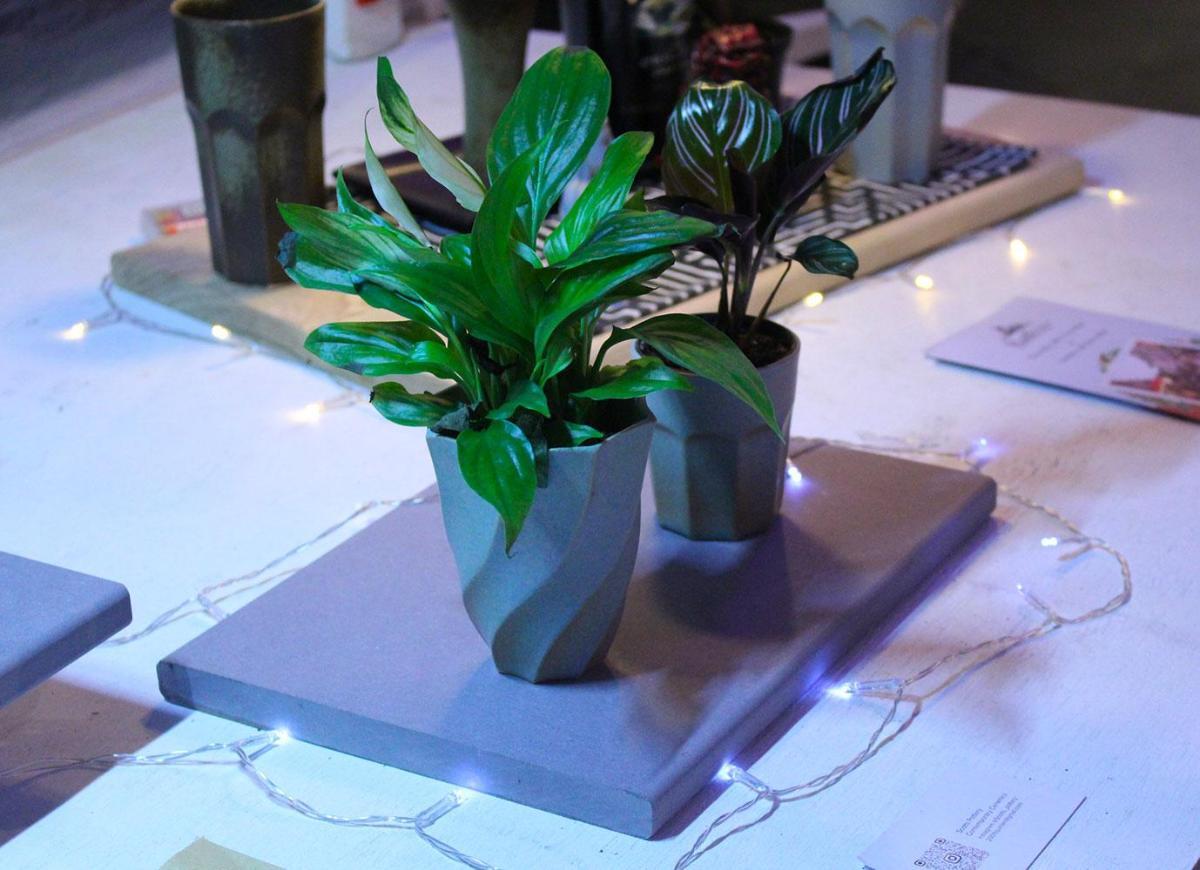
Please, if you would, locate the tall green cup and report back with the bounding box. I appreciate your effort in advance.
[172,0,326,285]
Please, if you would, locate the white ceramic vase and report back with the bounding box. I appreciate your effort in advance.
[825,0,958,184]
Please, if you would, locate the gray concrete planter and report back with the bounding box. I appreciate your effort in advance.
[642,319,799,541]
[426,410,654,683]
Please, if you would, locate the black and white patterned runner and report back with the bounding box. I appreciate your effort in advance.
[592,134,1036,329]
[411,134,1034,331]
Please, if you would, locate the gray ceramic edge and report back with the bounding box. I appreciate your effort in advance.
[157,658,655,835]
[0,582,131,707]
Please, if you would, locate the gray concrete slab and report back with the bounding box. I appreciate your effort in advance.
[1,553,131,707]
[158,440,996,837]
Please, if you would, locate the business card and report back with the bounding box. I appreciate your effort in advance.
[927,297,1200,422]
[858,773,1085,870]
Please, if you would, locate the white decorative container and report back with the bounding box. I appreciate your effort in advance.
[825,0,958,183]
[325,0,404,61]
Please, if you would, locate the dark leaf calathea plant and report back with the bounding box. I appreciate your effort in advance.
[277,47,779,551]
[657,49,897,356]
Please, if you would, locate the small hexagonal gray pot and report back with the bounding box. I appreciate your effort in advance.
[642,319,799,541]
[426,409,653,683]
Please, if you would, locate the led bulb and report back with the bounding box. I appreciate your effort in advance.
[801,291,824,308]
[826,682,855,700]
[1008,238,1029,264]
[288,402,325,425]
[60,321,89,341]
[1040,536,1059,548]
[211,323,232,341]
[913,274,934,290]
[274,728,292,745]
[1107,188,1126,205]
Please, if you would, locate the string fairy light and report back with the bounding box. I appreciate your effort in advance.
[801,291,825,308]
[285,390,366,425]
[105,494,436,645]
[674,436,1132,869]
[85,437,1132,870]
[880,178,1129,308]
[59,320,90,341]
[0,729,495,870]
[58,275,369,419]
[46,194,1137,864]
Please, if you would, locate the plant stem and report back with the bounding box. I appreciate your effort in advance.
[717,257,730,332]
[747,259,792,339]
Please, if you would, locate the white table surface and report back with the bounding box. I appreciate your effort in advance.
[2,19,1198,870]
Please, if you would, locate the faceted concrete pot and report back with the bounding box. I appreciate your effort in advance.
[643,319,799,541]
[426,411,654,683]
[825,0,958,183]
[172,0,326,285]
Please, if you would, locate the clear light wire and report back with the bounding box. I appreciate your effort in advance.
[675,437,1132,868]
[56,244,1134,866]
[69,275,369,398]
[0,730,496,870]
[105,494,436,645]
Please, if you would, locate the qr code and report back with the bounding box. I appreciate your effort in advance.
[913,837,988,869]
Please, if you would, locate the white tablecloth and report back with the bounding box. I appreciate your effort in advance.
[1,20,1197,870]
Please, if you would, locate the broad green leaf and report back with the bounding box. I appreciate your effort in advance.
[774,50,895,215]
[370,382,459,426]
[532,335,575,385]
[457,420,537,552]
[661,80,781,213]
[487,47,610,236]
[573,356,692,400]
[486,379,550,420]
[439,233,472,267]
[377,56,486,211]
[355,280,444,333]
[364,122,430,245]
[791,235,858,278]
[544,131,652,265]
[564,421,604,445]
[781,48,895,168]
[359,260,529,354]
[554,209,719,271]
[334,169,389,227]
[619,313,782,439]
[279,233,356,292]
[470,141,549,336]
[279,203,427,273]
[542,419,603,448]
[534,252,674,358]
[304,321,460,379]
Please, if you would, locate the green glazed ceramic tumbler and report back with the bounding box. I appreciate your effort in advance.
[172,0,326,285]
